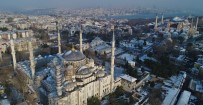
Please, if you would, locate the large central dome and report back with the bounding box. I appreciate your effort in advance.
[63,50,85,61]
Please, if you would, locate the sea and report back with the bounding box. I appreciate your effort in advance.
[101,12,203,20]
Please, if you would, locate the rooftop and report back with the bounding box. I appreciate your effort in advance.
[120,74,137,83]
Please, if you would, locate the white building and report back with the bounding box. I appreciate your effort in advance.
[90,37,111,55]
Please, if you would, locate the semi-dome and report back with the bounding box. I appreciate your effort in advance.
[64,82,77,92]
[77,68,92,75]
[96,70,105,78]
[63,50,85,61]
[75,67,93,79]
[67,65,74,70]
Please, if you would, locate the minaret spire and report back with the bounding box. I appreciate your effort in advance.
[10,39,17,71]
[191,18,194,28]
[154,14,158,30]
[28,40,35,79]
[79,25,83,53]
[196,17,199,31]
[110,25,115,92]
[56,21,62,54]
[161,13,164,24]
[0,49,2,62]
[53,58,62,96]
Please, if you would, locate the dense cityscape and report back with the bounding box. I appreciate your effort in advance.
[0,1,203,105]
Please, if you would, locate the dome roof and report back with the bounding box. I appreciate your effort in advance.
[63,50,85,61]
[96,70,105,78]
[67,65,74,70]
[64,82,77,92]
[172,17,183,22]
[77,68,92,75]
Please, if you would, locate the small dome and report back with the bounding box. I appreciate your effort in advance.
[77,68,92,75]
[64,82,76,92]
[96,70,105,78]
[67,65,74,70]
[63,50,85,61]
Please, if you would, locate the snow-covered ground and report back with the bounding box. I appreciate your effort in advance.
[118,53,135,66]
[139,54,157,62]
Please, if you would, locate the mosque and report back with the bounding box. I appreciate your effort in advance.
[11,24,120,105]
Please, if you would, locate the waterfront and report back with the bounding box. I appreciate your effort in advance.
[103,12,202,19]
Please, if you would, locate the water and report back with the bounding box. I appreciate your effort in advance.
[102,12,201,20]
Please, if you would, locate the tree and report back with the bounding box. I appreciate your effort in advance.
[177,36,185,44]
[0,27,8,31]
[115,86,125,97]
[7,17,13,23]
[136,57,142,64]
[143,40,147,46]
[103,51,107,59]
[144,54,179,78]
[147,52,153,57]
[109,86,126,105]
[102,61,105,66]
[148,89,162,105]
[124,62,137,78]
[87,96,100,105]
[41,44,49,48]
[198,69,203,80]
[95,51,98,56]
[150,81,155,87]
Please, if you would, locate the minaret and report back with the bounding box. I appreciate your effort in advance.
[110,25,115,92]
[10,39,17,71]
[28,40,35,79]
[56,65,62,96]
[56,21,62,54]
[79,25,83,53]
[195,17,199,31]
[53,58,62,96]
[0,50,2,62]
[191,18,194,28]
[154,14,158,29]
[161,14,164,24]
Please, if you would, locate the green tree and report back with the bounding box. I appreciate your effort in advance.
[115,86,125,97]
[143,40,147,46]
[7,17,13,23]
[124,62,137,78]
[0,27,8,31]
[109,86,125,105]
[87,96,100,105]
[144,54,179,78]
[148,89,162,105]
[198,70,203,80]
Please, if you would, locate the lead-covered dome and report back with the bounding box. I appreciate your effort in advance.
[77,68,92,75]
[63,50,85,61]
[96,70,105,78]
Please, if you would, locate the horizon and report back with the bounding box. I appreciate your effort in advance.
[0,0,202,13]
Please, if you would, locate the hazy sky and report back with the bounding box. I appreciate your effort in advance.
[0,0,202,11]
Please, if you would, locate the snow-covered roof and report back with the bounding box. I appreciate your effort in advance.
[172,17,184,22]
[162,87,179,105]
[120,74,137,83]
[118,53,134,63]
[177,90,191,105]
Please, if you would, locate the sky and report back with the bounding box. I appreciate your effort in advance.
[0,0,202,12]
